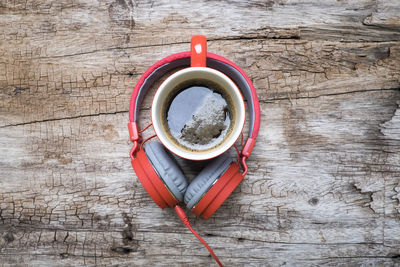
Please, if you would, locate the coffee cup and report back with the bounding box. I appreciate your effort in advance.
[151,35,245,160]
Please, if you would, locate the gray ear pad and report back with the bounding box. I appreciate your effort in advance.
[144,142,188,202]
[184,153,233,209]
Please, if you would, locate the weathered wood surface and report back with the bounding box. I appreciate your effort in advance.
[1,0,400,266]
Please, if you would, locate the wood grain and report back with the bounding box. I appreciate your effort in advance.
[1,0,400,266]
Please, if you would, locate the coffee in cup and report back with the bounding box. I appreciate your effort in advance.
[152,66,245,161]
[162,77,236,152]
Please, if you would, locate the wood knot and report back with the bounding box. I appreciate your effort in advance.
[3,232,14,243]
[111,246,136,254]
[13,86,29,95]
[108,0,135,30]
[308,197,319,206]
[388,253,400,259]
[60,253,69,259]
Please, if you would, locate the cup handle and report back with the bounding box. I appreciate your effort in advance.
[190,35,207,67]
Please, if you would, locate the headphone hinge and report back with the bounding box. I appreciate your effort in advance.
[127,122,142,143]
[241,137,256,158]
[129,141,138,160]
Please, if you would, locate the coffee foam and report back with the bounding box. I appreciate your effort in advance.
[172,93,230,150]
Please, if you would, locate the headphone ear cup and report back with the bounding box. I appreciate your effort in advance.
[184,153,233,211]
[131,147,178,209]
[144,142,188,202]
[192,162,244,219]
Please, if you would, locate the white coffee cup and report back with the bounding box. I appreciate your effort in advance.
[152,66,245,161]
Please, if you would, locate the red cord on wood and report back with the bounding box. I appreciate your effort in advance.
[139,123,153,133]
[241,157,248,176]
[233,144,240,163]
[174,206,223,267]
[140,134,157,150]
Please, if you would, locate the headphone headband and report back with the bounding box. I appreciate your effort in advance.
[128,51,260,140]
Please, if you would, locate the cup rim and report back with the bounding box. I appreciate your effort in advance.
[151,67,245,161]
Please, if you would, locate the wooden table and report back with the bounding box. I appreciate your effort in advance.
[1,0,399,266]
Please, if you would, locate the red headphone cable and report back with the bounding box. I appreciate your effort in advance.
[174,205,223,267]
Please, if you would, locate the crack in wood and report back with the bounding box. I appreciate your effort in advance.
[2,88,399,128]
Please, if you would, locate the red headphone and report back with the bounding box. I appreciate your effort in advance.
[127,36,260,266]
